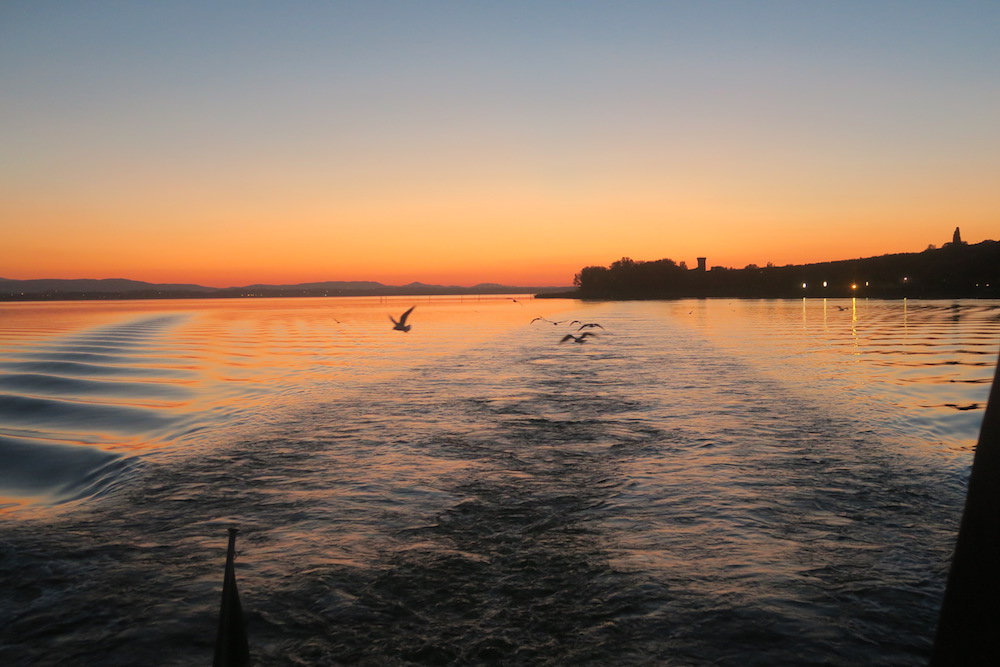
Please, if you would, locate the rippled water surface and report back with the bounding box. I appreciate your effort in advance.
[1,296,997,665]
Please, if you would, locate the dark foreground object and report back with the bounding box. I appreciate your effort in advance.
[931,348,1000,665]
[214,528,250,667]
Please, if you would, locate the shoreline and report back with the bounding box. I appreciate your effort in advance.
[536,290,1000,300]
[0,290,558,303]
[567,240,999,302]
[3,291,998,304]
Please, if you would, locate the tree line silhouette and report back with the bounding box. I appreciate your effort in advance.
[572,240,1000,299]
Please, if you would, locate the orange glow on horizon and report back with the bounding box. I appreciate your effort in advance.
[2,225,995,289]
[5,183,996,288]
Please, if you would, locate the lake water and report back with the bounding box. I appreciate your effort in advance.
[0,296,997,666]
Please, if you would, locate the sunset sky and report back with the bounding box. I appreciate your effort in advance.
[2,1,998,287]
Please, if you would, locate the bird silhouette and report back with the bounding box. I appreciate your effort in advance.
[577,323,604,331]
[531,317,567,326]
[560,332,596,344]
[390,306,415,332]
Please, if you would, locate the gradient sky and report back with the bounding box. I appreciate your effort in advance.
[2,1,998,287]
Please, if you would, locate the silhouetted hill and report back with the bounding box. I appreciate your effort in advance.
[0,278,216,295]
[558,240,1000,300]
[0,277,571,301]
[237,280,387,292]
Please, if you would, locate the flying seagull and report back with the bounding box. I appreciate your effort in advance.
[390,306,415,332]
[577,323,605,331]
[560,332,597,344]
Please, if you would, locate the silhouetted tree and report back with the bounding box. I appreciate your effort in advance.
[570,241,999,299]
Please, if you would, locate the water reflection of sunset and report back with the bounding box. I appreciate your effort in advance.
[0,296,575,506]
[3,296,994,513]
[1,295,997,664]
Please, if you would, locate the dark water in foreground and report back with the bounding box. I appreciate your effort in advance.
[0,297,997,665]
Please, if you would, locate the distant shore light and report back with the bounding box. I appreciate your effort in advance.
[801,282,807,289]
[851,283,858,290]
[822,281,828,288]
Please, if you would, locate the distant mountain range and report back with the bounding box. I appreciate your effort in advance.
[0,277,572,301]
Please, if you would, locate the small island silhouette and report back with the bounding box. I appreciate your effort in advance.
[548,229,999,300]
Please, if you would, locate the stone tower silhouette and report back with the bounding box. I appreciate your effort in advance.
[953,227,963,245]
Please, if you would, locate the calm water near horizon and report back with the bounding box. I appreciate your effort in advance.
[1,295,998,665]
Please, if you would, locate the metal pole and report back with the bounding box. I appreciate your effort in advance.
[213,527,250,667]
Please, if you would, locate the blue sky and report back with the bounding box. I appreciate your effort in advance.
[2,1,998,285]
